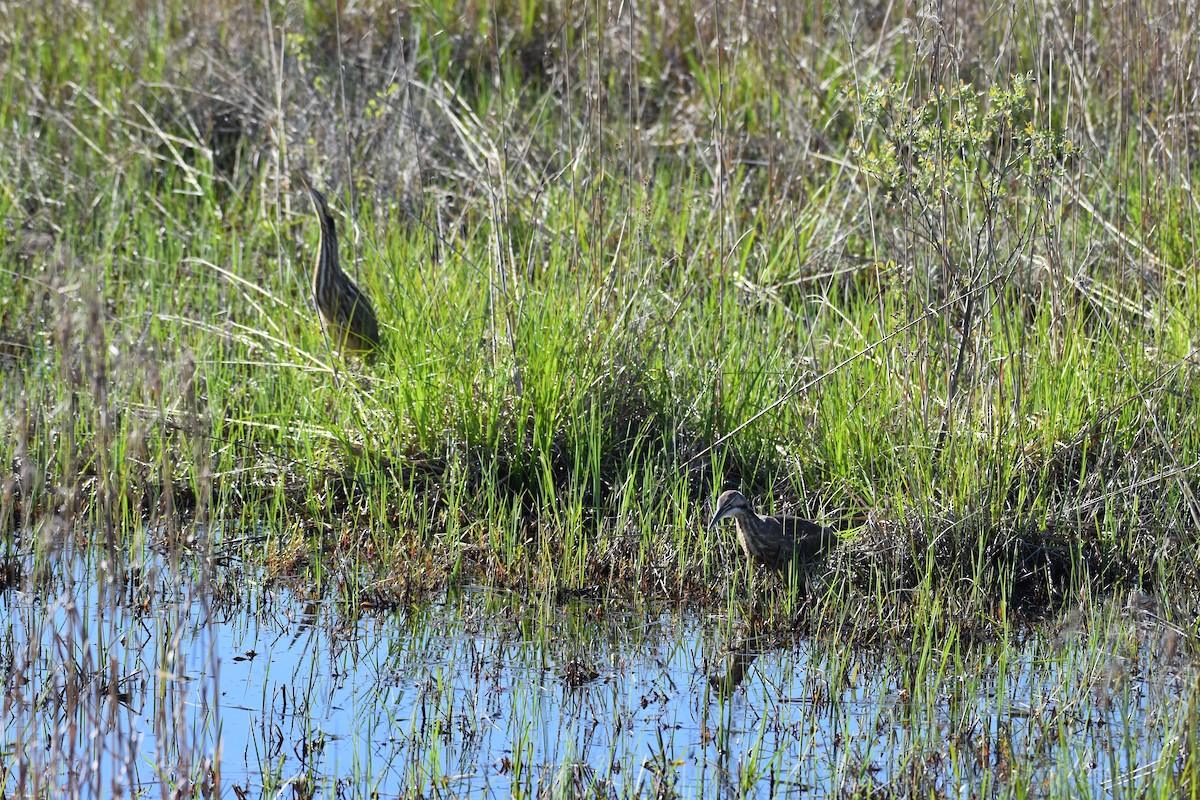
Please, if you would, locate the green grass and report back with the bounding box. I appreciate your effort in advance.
[3,0,1200,629]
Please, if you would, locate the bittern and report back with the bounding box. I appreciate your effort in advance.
[708,490,834,570]
[304,185,381,356]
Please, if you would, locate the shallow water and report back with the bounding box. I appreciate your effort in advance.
[1,548,1192,797]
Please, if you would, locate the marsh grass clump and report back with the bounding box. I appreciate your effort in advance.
[2,0,1200,632]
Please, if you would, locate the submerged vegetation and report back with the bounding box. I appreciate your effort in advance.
[3,0,1200,794]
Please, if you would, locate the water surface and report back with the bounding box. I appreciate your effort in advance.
[1,549,1190,797]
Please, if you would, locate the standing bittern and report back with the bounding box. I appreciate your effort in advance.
[708,490,834,570]
[304,185,381,356]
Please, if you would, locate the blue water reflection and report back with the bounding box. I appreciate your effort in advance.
[1,554,1190,798]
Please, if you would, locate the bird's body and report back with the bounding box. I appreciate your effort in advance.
[305,185,381,356]
[708,489,834,570]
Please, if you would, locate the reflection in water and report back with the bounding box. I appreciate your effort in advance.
[709,629,762,694]
[1,552,1196,797]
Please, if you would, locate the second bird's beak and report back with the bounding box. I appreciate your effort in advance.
[708,502,737,531]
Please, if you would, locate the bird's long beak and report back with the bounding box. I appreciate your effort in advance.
[708,502,738,530]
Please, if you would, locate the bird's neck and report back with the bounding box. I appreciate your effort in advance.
[738,510,765,527]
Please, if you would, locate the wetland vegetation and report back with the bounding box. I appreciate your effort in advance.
[3,0,1200,796]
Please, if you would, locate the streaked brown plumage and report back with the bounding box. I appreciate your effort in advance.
[304,185,381,356]
[708,489,834,570]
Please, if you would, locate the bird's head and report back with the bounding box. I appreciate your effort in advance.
[708,490,752,530]
[304,185,334,227]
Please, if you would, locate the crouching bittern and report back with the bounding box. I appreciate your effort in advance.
[708,490,835,570]
[304,185,381,356]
